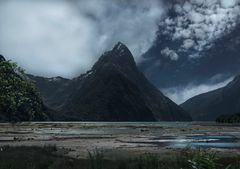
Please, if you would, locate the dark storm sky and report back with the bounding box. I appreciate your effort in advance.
[0,0,239,103]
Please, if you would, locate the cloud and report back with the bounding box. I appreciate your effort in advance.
[162,77,233,104]
[182,39,195,49]
[161,47,179,61]
[221,0,238,8]
[160,0,240,58]
[0,0,165,77]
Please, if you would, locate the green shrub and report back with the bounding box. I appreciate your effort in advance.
[187,150,217,169]
[0,56,49,122]
[216,114,240,123]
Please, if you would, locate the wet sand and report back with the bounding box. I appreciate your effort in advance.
[0,122,240,159]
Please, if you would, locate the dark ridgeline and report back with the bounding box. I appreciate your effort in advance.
[181,75,240,121]
[29,42,192,121]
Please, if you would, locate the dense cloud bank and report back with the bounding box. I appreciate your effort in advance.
[0,0,165,77]
[160,0,240,59]
[0,0,239,76]
[0,0,239,104]
[140,0,240,103]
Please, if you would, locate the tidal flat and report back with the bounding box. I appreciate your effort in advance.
[0,122,240,159]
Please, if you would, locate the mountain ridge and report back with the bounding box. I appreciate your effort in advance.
[181,75,240,121]
[29,42,192,121]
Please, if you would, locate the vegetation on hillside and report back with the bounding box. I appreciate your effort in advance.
[0,55,49,122]
[216,113,240,123]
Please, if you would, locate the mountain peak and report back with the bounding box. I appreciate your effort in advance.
[0,55,5,61]
[111,42,133,59]
[112,42,127,51]
[27,41,191,121]
[92,42,136,71]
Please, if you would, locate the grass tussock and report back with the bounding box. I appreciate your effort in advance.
[0,146,239,169]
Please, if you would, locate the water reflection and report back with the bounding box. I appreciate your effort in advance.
[166,135,239,149]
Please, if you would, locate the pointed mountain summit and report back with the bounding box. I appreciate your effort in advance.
[181,75,240,121]
[29,42,191,121]
[92,42,136,71]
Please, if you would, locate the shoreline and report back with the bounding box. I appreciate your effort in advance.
[0,122,240,159]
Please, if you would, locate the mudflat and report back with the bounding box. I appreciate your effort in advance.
[0,122,240,159]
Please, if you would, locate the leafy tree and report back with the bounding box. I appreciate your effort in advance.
[0,55,49,122]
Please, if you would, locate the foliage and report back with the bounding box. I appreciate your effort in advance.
[187,150,217,169]
[135,154,161,169]
[216,113,240,123]
[0,146,239,169]
[0,58,48,122]
[186,149,240,169]
[87,150,188,169]
[88,149,104,169]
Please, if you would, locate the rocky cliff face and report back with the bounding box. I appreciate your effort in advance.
[29,42,191,121]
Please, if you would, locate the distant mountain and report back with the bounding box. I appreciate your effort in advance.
[0,55,49,122]
[181,76,240,121]
[26,75,70,111]
[29,42,191,121]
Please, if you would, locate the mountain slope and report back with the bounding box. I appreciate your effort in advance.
[30,42,191,121]
[26,75,71,111]
[181,76,240,121]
